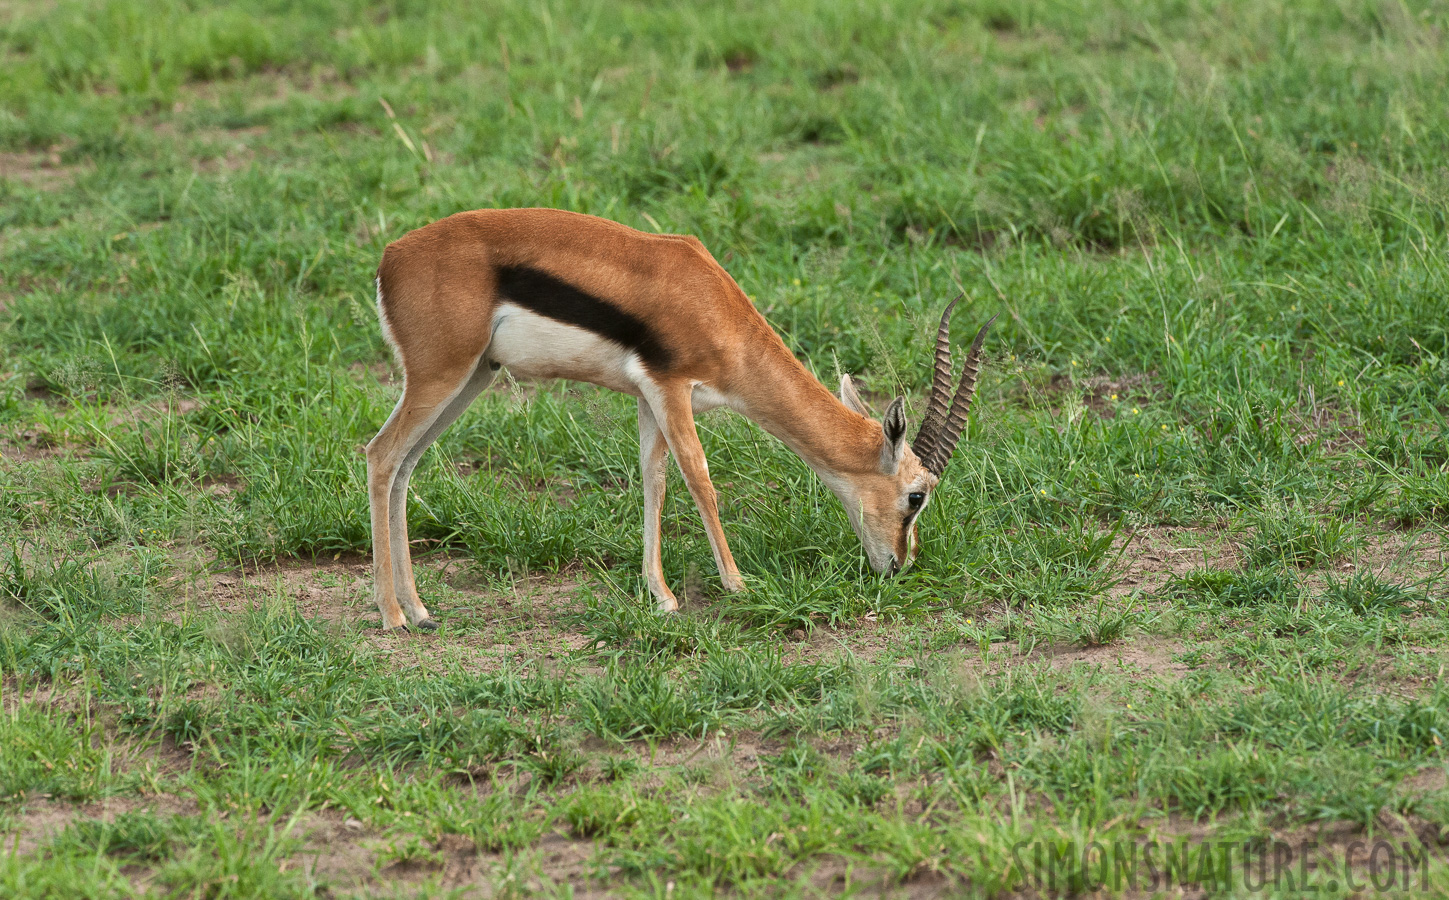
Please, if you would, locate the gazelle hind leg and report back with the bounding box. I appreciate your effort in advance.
[651,388,745,594]
[365,358,487,631]
[366,397,411,631]
[386,361,496,628]
[638,401,677,612]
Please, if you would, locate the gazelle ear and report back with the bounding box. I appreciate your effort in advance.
[880,397,908,473]
[839,374,872,416]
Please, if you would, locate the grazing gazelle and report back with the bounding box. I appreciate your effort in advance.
[366,208,992,631]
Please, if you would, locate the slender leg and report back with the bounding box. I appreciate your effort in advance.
[366,399,410,631]
[638,401,677,611]
[652,389,745,594]
[366,359,488,631]
[387,362,497,628]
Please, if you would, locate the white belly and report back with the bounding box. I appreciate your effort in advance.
[486,304,739,415]
[487,303,640,394]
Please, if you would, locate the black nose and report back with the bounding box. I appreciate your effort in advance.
[887,556,900,576]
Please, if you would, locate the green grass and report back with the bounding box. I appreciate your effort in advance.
[2,0,1449,895]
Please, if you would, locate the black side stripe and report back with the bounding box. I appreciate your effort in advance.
[494,264,673,371]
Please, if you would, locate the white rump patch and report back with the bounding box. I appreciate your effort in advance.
[376,276,404,369]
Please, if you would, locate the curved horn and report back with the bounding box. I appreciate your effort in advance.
[923,315,996,476]
[910,294,963,465]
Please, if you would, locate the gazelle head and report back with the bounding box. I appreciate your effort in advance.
[835,300,995,576]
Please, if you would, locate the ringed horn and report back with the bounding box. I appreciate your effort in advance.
[910,297,997,477]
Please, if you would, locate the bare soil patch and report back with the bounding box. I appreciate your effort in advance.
[407,569,597,674]
[348,359,398,386]
[169,68,358,115]
[106,396,204,427]
[947,634,1191,684]
[999,367,1164,421]
[172,554,599,673]
[1113,524,1446,597]
[175,553,378,631]
[769,613,902,666]
[1,793,200,859]
[0,434,75,464]
[1114,525,1237,596]
[0,149,89,191]
[289,809,400,896]
[1033,633,1190,679]
[1346,529,1447,583]
[294,807,606,898]
[190,125,271,174]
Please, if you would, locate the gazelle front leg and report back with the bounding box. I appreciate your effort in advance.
[638,401,678,611]
[653,390,746,595]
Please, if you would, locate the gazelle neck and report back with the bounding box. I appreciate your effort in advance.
[727,337,882,479]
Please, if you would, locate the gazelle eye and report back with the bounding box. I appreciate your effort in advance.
[907,492,925,510]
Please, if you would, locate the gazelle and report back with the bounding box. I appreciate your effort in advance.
[366,208,992,631]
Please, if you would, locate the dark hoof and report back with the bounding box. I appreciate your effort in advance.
[384,624,409,634]
[416,618,440,632]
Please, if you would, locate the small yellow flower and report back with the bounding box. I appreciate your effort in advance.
[1134,473,1141,479]
[1110,394,1118,400]
[1337,380,1345,386]
[1132,408,1140,414]
[1104,336,1111,343]
[792,278,801,286]
[1040,489,1047,494]
[1071,360,1078,367]
[1160,424,1168,430]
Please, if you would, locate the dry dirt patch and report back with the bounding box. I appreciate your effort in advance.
[294,807,606,898]
[1113,525,1237,596]
[1,794,610,897]
[172,555,598,673]
[107,396,204,427]
[169,68,357,114]
[0,433,77,464]
[946,634,1191,684]
[160,553,374,630]
[189,125,271,173]
[0,149,88,191]
[1033,634,1190,680]
[763,613,901,666]
[1113,525,1446,597]
[1347,529,1447,582]
[2,793,200,859]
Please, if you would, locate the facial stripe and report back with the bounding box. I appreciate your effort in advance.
[495,264,673,370]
